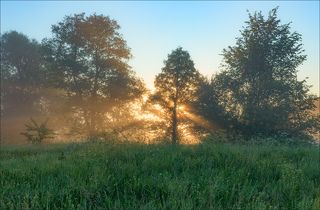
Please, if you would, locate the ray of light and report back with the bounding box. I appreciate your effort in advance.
[179,107,220,133]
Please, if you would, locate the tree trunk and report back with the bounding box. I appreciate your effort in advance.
[88,50,100,138]
[172,99,178,144]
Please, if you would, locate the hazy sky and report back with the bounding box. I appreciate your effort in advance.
[1,1,319,95]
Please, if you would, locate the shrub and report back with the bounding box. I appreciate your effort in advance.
[20,118,55,144]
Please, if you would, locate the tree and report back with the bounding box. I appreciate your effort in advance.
[154,47,201,144]
[1,31,44,118]
[194,77,234,130]
[42,13,145,137]
[204,8,318,136]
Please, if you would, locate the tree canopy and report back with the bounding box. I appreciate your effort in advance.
[42,13,145,136]
[1,8,318,145]
[1,31,44,118]
[198,8,319,136]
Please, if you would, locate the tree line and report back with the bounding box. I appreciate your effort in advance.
[1,8,319,144]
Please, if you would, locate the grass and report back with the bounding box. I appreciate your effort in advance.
[0,140,319,209]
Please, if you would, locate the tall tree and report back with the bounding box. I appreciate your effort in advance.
[154,47,201,144]
[43,13,145,136]
[1,31,44,118]
[204,8,319,136]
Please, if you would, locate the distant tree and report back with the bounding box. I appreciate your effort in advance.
[154,47,201,144]
[203,8,319,136]
[0,31,44,118]
[42,13,145,137]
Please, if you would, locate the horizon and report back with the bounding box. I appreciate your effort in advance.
[1,1,319,95]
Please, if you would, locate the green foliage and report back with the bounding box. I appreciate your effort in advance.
[154,47,201,106]
[193,78,234,129]
[20,118,55,144]
[153,47,202,144]
[204,130,316,146]
[41,13,145,136]
[1,9,318,145]
[0,31,44,117]
[198,8,319,136]
[1,141,319,209]
[0,31,43,86]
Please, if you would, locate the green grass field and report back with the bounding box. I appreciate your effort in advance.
[1,141,319,209]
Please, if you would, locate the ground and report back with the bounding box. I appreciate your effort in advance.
[0,140,319,209]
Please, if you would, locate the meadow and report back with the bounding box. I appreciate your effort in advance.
[1,139,319,210]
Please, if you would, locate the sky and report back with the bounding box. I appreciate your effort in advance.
[1,1,319,95]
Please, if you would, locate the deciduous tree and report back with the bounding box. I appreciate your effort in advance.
[202,8,319,136]
[43,13,145,136]
[154,47,201,144]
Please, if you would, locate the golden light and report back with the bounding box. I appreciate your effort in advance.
[114,98,217,145]
[139,113,161,121]
[178,123,201,145]
[181,110,220,133]
[178,105,186,111]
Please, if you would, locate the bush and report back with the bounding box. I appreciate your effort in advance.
[203,130,315,146]
[20,118,55,144]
